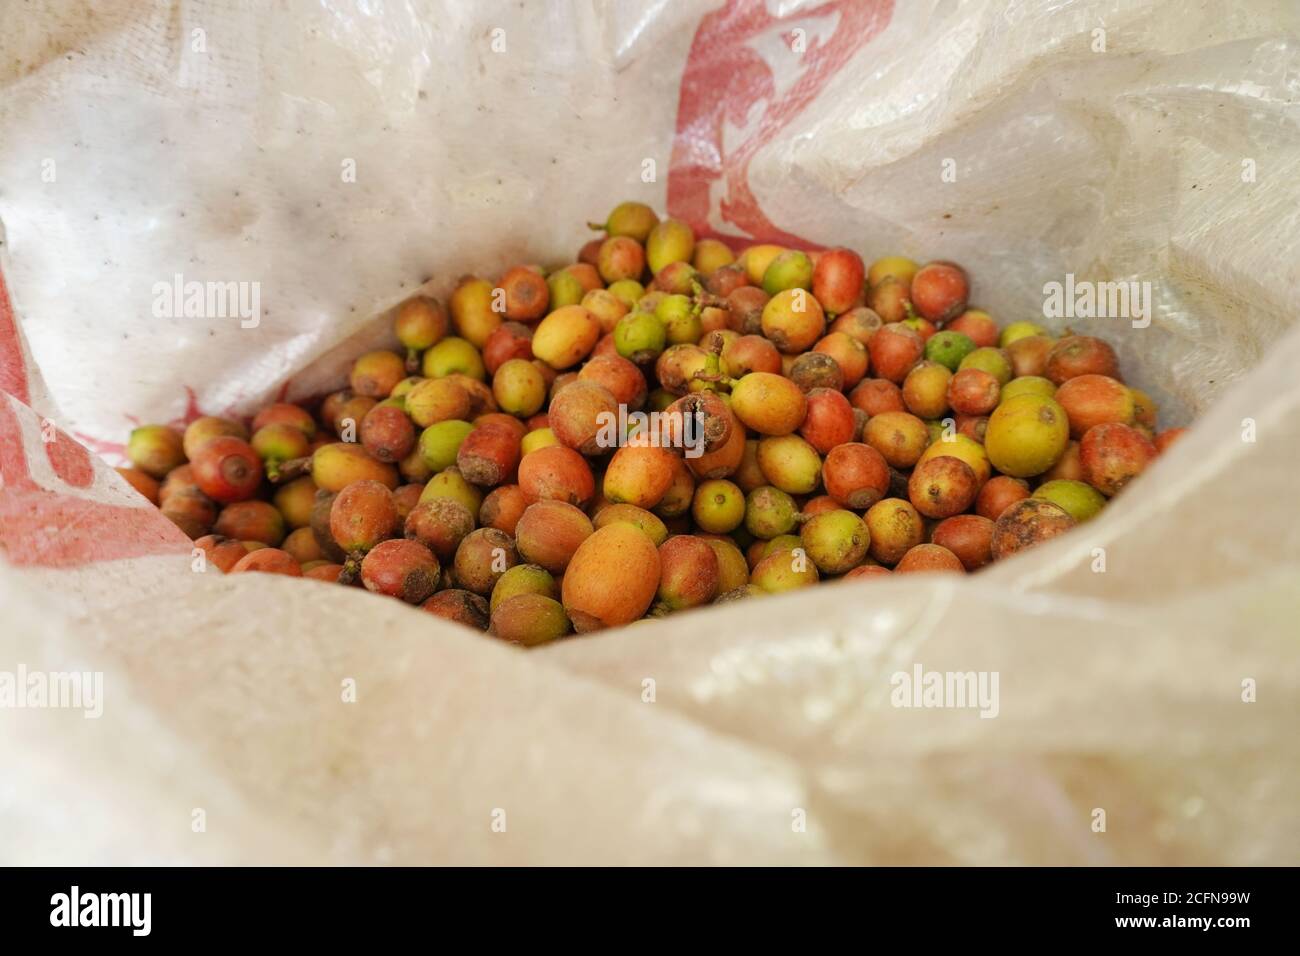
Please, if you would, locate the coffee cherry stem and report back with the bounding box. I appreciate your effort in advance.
[338,551,364,585]
[692,370,738,390]
[272,456,312,484]
[648,600,674,618]
[690,282,727,311]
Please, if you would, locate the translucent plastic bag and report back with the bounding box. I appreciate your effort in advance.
[1,0,1297,864]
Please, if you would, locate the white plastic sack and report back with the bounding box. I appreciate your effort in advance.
[1,0,1298,864]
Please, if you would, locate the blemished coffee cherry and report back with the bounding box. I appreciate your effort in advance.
[1079,422,1157,497]
[844,564,891,581]
[813,332,868,388]
[454,527,518,595]
[309,489,346,562]
[330,479,399,582]
[744,485,798,540]
[662,391,732,456]
[330,395,380,443]
[864,498,924,566]
[725,286,769,335]
[421,589,490,630]
[908,455,978,519]
[788,351,843,393]
[1008,330,1056,372]
[405,497,475,563]
[823,443,890,510]
[991,498,1076,560]
[654,344,709,395]
[578,353,647,409]
[829,306,882,345]
[761,288,825,354]
[548,380,618,456]
[867,275,911,323]
[361,539,440,604]
[947,367,1000,417]
[359,404,416,464]
[497,265,550,322]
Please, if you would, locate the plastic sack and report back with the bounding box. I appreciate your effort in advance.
[1,0,1298,864]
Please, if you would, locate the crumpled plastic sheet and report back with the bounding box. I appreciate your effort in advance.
[0,0,1298,864]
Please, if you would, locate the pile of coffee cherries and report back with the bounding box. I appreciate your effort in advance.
[116,202,1186,645]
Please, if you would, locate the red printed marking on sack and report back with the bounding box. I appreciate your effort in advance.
[44,428,95,488]
[0,400,191,567]
[668,0,891,248]
[0,269,30,403]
